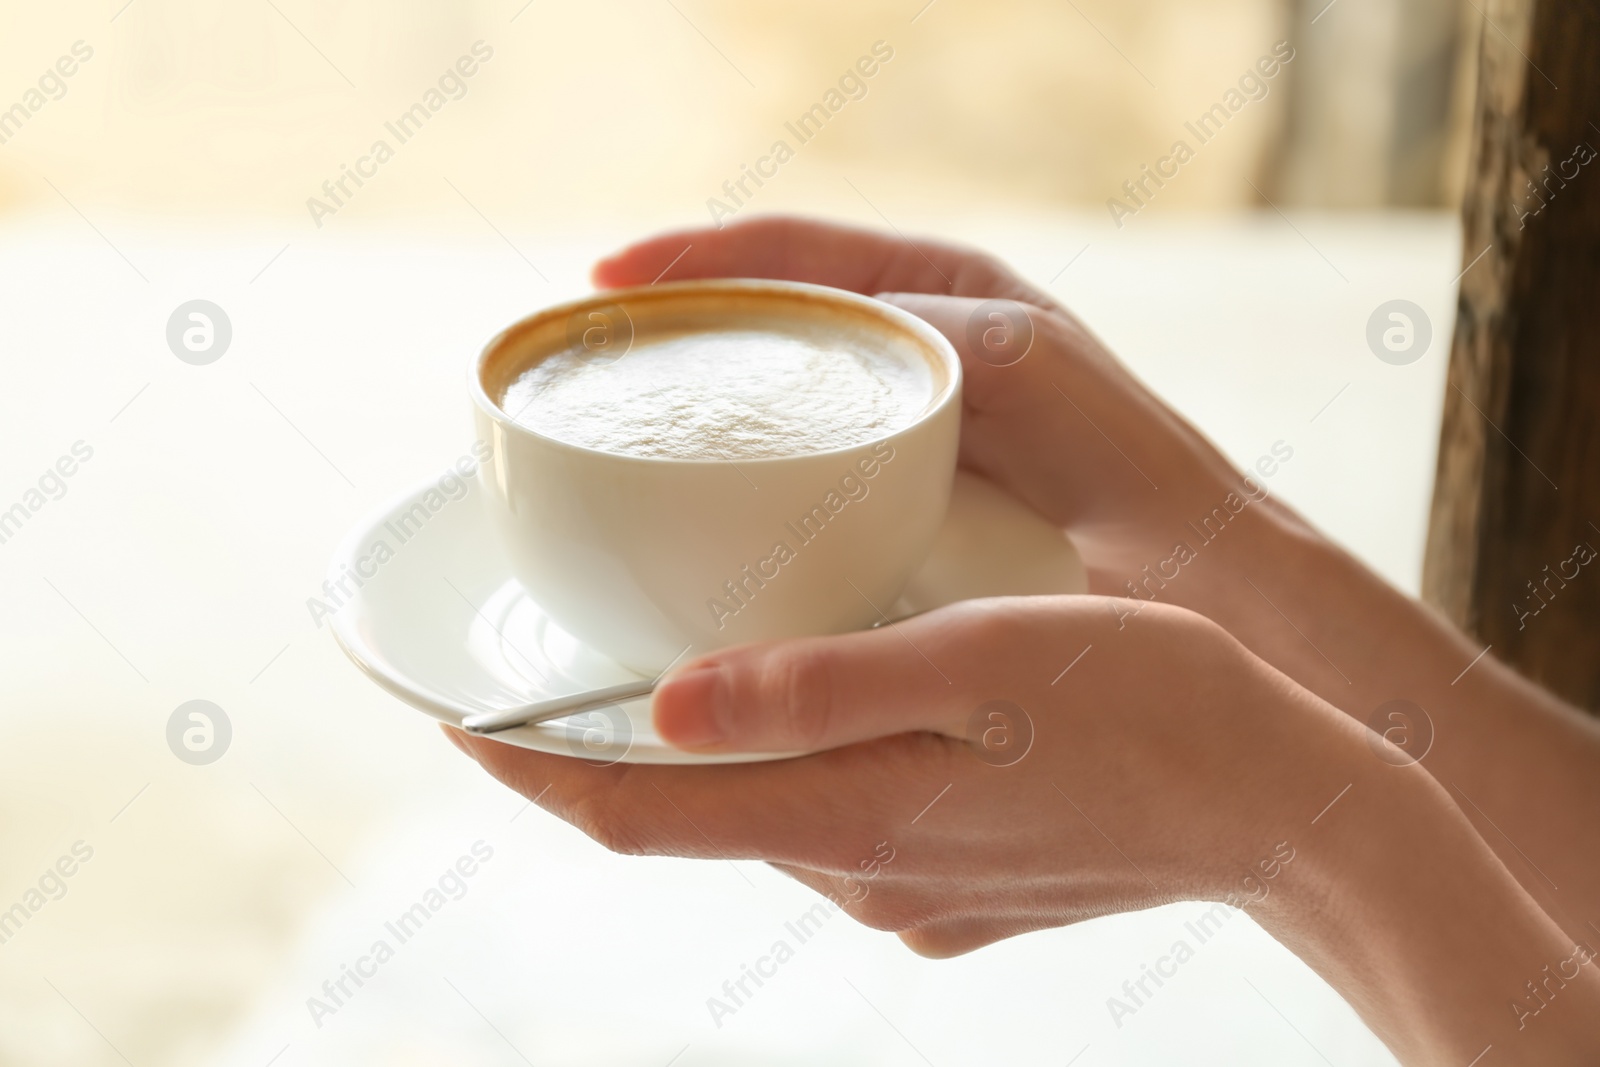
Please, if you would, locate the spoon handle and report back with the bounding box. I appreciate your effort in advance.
[461,610,930,736]
[461,678,657,735]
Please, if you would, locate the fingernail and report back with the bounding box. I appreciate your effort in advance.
[652,665,729,749]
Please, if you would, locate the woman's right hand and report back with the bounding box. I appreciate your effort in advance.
[595,216,1336,680]
[594,215,1264,577]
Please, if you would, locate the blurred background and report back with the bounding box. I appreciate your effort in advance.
[0,1,1481,1065]
[1,0,1477,223]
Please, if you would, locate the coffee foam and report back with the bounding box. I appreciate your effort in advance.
[496,302,938,460]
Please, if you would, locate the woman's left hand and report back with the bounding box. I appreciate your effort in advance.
[447,596,1600,1062]
[447,596,1361,956]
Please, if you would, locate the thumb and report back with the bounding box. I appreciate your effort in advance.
[650,605,1000,753]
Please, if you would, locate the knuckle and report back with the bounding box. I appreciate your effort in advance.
[1141,601,1230,656]
[895,925,943,957]
[897,924,972,959]
[958,250,1018,292]
[850,891,930,934]
[848,895,902,933]
[758,645,834,749]
[946,598,1027,651]
[570,794,653,857]
[1034,306,1099,366]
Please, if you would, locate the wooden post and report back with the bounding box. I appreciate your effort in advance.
[1274,0,1463,207]
[1423,0,1600,711]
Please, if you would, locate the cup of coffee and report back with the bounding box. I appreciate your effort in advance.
[471,279,961,674]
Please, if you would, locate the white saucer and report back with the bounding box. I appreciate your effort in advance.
[329,465,1086,765]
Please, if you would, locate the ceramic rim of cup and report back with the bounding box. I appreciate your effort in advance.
[468,277,963,465]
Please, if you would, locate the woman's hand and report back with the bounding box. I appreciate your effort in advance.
[448,596,1600,1063]
[458,598,1328,947]
[592,216,1350,715]
[451,596,1355,957]
[592,216,1600,941]
[593,216,1252,558]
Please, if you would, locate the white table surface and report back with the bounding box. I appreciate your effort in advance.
[0,209,1458,1066]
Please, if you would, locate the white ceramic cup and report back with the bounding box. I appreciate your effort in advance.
[470,279,962,674]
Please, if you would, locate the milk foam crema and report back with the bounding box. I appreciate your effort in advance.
[500,319,936,460]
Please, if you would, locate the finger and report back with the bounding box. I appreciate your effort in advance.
[767,863,872,916]
[874,293,1073,419]
[898,917,1013,959]
[591,215,1061,309]
[442,724,628,828]
[768,863,934,935]
[448,725,966,868]
[876,292,1227,528]
[441,722,471,755]
[875,292,1093,523]
[651,597,1060,753]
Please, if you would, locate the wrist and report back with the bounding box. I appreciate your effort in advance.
[1210,512,1600,943]
[1260,752,1600,1064]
